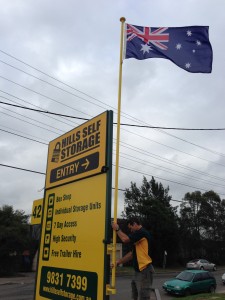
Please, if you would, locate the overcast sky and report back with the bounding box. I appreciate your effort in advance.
[0,0,225,218]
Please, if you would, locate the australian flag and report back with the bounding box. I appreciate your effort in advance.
[125,24,213,73]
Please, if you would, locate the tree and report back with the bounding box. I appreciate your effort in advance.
[0,205,31,275]
[200,191,225,262]
[200,191,222,240]
[179,191,225,264]
[122,176,179,266]
[179,191,203,259]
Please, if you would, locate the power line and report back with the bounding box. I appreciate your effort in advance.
[2,112,224,184]
[119,142,225,181]
[0,91,80,127]
[115,187,184,203]
[2,97,225,161]
[0,100,89,121]
[121,127,225,158]
[0,129,224,187]
[2,105,225,196]
[1,160,225,198]
[2,99,225,161]
[0,57,111,112]
[2,118,225,185]
[0,111,61,135]
[118,164,225,197]
[118,151,225,189]
[1,65,225,161]
[1,100,225,131]
[0,128,48,145]
[1,53,225,194]
[119,139,225,169]
[0,163,45,175]
[0,52,224,203]
[1,106,65,133]
[0,124,49,142]
[0,50,112,110]
[0,75,93,118]
[0,162,184,203]
[0,52,224,154]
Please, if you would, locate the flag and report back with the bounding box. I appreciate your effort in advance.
[124,24,213,73]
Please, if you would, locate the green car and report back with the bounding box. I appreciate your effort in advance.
[162,270,216,296]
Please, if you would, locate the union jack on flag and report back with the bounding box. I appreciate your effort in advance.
[124,23,213,73]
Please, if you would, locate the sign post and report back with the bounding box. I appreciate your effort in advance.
[35,111,113,300]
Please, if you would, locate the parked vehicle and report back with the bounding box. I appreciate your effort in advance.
[162,270,216,296]
[186,259,216,271]
[222,273,225,285]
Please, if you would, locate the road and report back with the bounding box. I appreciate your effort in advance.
[0,269,224,299]
[111,270,225,299]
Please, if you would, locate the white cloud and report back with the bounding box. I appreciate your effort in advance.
[0,0,225,219]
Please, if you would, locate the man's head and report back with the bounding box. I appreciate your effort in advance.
[127,217,142,232]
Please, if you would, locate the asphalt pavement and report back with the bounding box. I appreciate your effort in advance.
[0,269,224,300]
[0,272,36,286]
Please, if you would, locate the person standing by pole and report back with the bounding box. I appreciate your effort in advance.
[112,217,154,300]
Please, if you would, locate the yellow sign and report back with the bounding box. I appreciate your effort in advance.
[35,174,108,299]
[31,198,43,225]
[45,112,107,189]
[35,111,113,300]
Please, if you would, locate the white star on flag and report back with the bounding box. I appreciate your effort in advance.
[185,62,191,69]
[187,30,192,36]
[140,43,152,54]
[176,43,182,50]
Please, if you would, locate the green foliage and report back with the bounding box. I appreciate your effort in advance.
[122,177,225,266]
[122,176,179,266]
[0,205,31,275]
[179,190,225,264]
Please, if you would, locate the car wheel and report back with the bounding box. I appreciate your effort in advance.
[209,285,215,293]
[200,266,204,270]
[213,266,216,271]
[166,291,171,295]
[184,289,191,297]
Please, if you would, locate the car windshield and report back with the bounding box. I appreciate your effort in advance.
[176,271,194,282]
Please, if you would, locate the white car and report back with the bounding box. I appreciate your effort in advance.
[222,273,225,285]
[186,259,216,271]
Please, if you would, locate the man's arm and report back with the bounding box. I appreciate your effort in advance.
[117,251,133,266]
[112,222,130,243]
[112,251,133,268]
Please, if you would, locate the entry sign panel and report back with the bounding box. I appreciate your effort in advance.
[45,112,108,189]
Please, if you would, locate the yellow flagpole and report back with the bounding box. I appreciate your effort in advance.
[111,16,126,290]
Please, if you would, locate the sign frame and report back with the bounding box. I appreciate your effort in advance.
[35,110,113,300]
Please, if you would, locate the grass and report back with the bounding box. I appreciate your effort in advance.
[171,293,225,300]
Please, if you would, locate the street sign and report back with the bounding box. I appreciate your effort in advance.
[35,111,113,300]
[45,112,108,189]
[31,198,43,225]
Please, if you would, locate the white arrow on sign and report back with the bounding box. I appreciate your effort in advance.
[81,158,90,170]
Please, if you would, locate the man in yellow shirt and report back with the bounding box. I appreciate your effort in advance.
[112,217,154,300]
